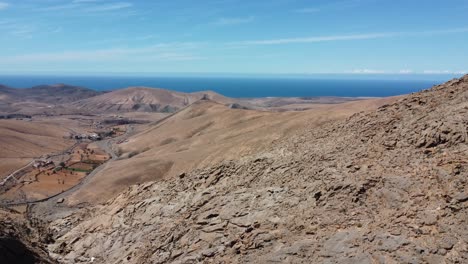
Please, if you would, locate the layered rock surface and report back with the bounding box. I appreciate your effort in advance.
[0,208,55,263]
[48,76,468,263]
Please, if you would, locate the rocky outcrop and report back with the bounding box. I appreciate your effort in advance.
[48,76,468,263]
[0,208,55,264]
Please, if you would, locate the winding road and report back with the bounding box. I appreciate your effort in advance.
[0,125,135,207]
[0,140,82,187]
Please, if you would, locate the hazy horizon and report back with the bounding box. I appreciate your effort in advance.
[0,74,448,98]
[0,72,464,80]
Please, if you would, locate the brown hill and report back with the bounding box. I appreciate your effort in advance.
[0,84,101,104]
[63,95,396,206]
[71,87,235,113]
[0,120,73,177]
[0,84,102,115]
[46,76,468,263]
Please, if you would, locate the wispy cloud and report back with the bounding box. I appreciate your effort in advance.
[234,33,396,45]
[10,28,34,39]
[215,16,254,26]
[349,69,386,74]
[39,1,132,12]
[233,27,468,46]
[50,27,63,34]
[83,34,159,46]
[72,0,100,3]
[347,69,466,75]
[40,4,80,11]
[0,2,9,10]
[293,8,320,13]
[399,69,413,74]
[86,2,132,12]
[0,43,203,63]
[423,70,467,75]
[0,20,35,39]
[293,0,370,14]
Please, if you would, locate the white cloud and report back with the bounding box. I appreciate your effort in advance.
[423,70,466,75]
[344,70,467,75]
[349,69,386,74]
[40,1,132,12]
[294,8,320,13]
[73,0,100,3]
[39,4,80,11]
[10,28,34,39]
[235,33,396,45]
[0,22,35,38]
[399,69,413,74]
[233,27,468,46]
[51,27,63,34]
[0,2,10,10]
[423,70,450,74]
[86,2,132,12]
[215,16,254,26]
[0,43,203,63]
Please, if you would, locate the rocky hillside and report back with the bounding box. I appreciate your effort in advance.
[47,76,467,263]
[0,208,55,264]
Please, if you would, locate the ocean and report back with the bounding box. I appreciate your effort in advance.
[0,75,453,98]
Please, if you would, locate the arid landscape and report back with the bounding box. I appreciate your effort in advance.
[0,75,466,263]
[1,1,466,263]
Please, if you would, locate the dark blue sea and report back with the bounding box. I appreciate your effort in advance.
[0,75,456,98]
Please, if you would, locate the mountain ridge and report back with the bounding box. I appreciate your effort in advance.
[0,84,102,104]
[70,86,234,113]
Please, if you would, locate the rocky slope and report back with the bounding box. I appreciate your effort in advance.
[58,96,394,206]
[0,208,55,263]
[46,76,467,263]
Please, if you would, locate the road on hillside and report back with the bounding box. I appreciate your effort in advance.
[7,101,202,219]
[0,139,82,187]
[1,125,135,208]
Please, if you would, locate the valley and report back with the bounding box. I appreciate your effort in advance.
[1,2,466,263]
[0,76,466,263]
[0,84,373,211]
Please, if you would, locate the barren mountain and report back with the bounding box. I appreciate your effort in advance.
[45,76,468,263]
[0,84,101,104]
[62,96,395,206]
[71,87,234,113]
[0,84,102,115]
[0,84,373,115]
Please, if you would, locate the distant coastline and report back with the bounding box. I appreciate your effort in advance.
[0,74,450,98]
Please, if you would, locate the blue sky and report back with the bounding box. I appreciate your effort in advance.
[0,0,467,75]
